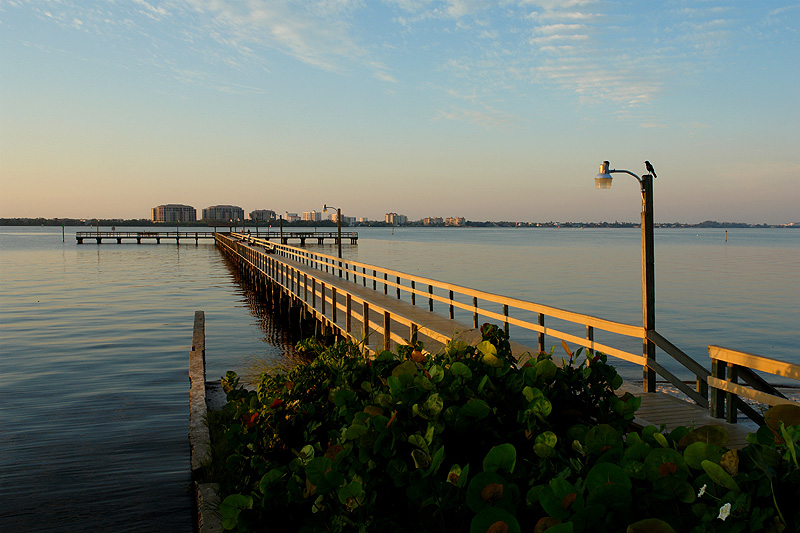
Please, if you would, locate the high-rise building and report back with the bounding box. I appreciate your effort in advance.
[151,204,196,223]
[283,212,300,223]
[385,213,408,225]
[302,210,322,222]
[201,205,245,223]
[445,217,466,226]
[250,209,276,222]
[423,217,444,226]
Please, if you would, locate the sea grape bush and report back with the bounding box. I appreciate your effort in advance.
[213,325,800,532]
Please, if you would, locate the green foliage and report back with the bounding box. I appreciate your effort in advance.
[210,328,800,532]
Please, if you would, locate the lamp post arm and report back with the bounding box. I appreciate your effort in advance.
[609,169,644,191]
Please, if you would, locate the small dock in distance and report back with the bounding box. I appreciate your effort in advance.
[75,230,357,245]
[76,231,215,244]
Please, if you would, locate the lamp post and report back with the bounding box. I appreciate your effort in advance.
[324,204,343,280]
[595,160,656,392]
[323,204,343,259]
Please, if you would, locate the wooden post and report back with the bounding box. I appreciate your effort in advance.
[538,313,545,354]
[396,276,400,299]
[384,311,391,352]
[321,282,326,316]
[384,273,388,295]
[709,358,726,418]
[363,302,370,342]
[641,173,656,392]
[586,325,594,356]
[473,296,479,329]
[373,270,377,291]
[411,281,416,305]
[331,287,338,324]
[428,285,433,312]
[503,304,509,336]
[726,363,739,424]
[346,294,352,334]
[449,290,455,320]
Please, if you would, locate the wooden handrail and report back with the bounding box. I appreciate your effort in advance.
[709,345,800,380]
[248,236,643,338]
[708,345,800,424]
[217,233,718,406]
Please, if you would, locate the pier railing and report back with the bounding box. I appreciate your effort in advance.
[222,232,710,407]
[708,345,800,424]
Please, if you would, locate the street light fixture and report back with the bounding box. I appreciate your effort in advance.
[595,160,657,392]
[323,204,343,259]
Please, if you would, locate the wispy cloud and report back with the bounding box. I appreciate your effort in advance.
[132,0,168,21]
[7,0,790,117]
[178,0,368,72]
[433,106,517,128]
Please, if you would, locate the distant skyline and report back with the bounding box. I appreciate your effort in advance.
[1,1,798,224]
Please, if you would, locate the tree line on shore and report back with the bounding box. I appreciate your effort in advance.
[0,217,790,229]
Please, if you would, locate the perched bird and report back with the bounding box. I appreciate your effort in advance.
[644,160,657,178]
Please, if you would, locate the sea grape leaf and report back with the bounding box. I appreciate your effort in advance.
[536,431,558,448]
[643,448,688,482]
[462,398,491,419]
[683,442,725,470]
[219,494,253,530]
[469,507,521,533]
[466,472,510,513]
[586,424,622,456]
[701,459,740,492]
[679,425,729,448]
[450,362,473,379]
[585,462,632,492]
[483,443,517,474]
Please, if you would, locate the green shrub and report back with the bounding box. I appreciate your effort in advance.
[212,325,800,532]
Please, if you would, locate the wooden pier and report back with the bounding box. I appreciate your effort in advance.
[75,230,357,245]
[216,232,799,449]
[76,231,215,244]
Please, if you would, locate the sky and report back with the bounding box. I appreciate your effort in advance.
[1,1,798,224]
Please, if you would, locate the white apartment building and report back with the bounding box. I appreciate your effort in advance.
[250,209,276,222]
[283,212,301,223]
[151,204,196,223]
[201,205,245,223]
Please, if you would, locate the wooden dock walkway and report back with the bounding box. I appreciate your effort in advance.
[75,230,357,245]
[216,232,799,449]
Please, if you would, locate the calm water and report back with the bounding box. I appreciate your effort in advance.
[1,225,798,530]
[0,227,296,532]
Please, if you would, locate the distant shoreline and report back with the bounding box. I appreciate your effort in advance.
[0,218,797,229]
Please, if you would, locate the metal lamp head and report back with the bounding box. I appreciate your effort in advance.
[595,161,613,189]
